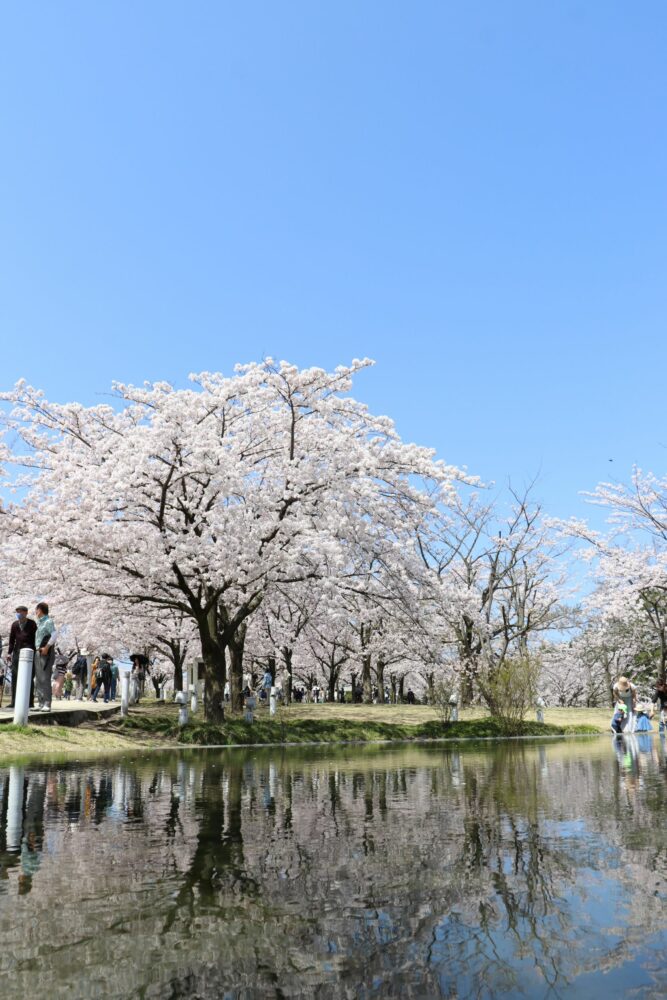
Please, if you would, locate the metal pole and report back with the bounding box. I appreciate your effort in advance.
[120,672,130,717]
[13,648,34,726]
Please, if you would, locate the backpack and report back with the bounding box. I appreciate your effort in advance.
[55,651,70,670]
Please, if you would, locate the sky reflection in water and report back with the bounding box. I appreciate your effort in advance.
[1,735,666,999]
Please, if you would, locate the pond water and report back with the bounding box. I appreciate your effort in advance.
[1,735,667,999]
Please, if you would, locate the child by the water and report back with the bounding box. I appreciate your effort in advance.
[63,671,74,700]
[635,701,653,732]
[611,702,627,735]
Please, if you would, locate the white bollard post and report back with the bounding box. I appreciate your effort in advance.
[175,691,189,726]
[244,694,256,724]
[269,686,277,717]
[13,648,34,726]
[190,686,198,714]
[449,691,459,723]
[120,672,131,717]
[536,696,545,724]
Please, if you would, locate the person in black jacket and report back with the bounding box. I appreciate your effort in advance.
[92,654,113,704]
[72,653,89,700]
[6,605,37,708]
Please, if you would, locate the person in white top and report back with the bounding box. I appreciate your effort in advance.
[33,601,57,712]
[612,676,637,733]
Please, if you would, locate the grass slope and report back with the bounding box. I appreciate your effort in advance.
[0,702,605,759]
[108,702,599,746]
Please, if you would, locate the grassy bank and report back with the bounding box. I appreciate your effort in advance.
[0,721,152,756]
[281,703,612,731]
[104,701,600,747]
[0,701,606,758]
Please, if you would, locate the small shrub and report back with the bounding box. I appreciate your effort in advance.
[484,656,541,734]
[431,680,457,724]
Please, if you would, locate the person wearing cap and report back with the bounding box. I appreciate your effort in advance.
[34,602,57,712]
[6,605,37,708]
[613,676,637,733]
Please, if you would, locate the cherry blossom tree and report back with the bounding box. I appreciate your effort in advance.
[1,360,462,719]
[566,466,667,685]
[417,486,575,707]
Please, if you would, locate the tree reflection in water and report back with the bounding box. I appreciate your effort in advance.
[0,738,666,998]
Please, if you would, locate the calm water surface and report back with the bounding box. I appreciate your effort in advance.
[1,736,666,999]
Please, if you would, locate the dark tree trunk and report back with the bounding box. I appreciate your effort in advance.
[167,639,185,692]
[362,654,373,704]
[282,646,293,704]
[460,656,477,706]
[198,622,227,723]
[228,624,247,715]
[194,605,227,722]
[390,674,397,704]
[458,617,480,706]
[376,657,385,700]
[267,655,276,682]
[173,654,184,693]
[602,656,615,709]
[398,676,405,703]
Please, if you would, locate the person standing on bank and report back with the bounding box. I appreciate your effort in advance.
[7,605,37,708]
[261,667,273,703]
[72,651,88,700]
[652,680,667,732]
[92,654,112,703]
[33,602,57,712]
[109,657,119,701]
[613,676,637,733]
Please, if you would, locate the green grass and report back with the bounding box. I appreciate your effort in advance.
[0,724,36,736]
[105,702,599,747]
[0,702,605,759]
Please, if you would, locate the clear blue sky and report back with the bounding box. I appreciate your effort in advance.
[2,1,666,527]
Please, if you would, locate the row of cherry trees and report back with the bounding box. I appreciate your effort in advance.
[553,471,667,705]
[1,360,664,718]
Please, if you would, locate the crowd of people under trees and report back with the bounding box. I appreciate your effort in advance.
[0,603,152,711]
[4,598,667,740]
[1,361,667,723]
